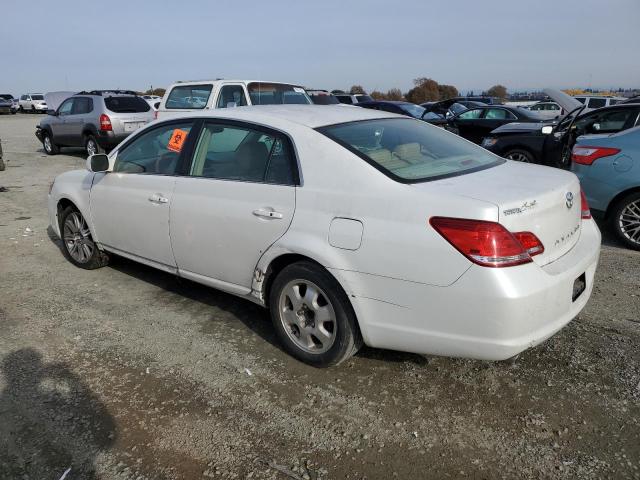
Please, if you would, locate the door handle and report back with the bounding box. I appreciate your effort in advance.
[148,193,169,204]
[253,208,283,219]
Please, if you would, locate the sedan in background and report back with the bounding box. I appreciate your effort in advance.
[48,105,599,367]
[306,90,341,105]
[528,101,564,120]
[483,89,640,168]
[572,126,640,250]
[357,100,448,126]
[422,99,485,118]
[447,104,547,144]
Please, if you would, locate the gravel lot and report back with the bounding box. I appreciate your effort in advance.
[0,114,639,480]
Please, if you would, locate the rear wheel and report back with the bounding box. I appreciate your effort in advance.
[504,149,535,163]
[610,192,640,251]
[59,206,109,269]
[42,131,59,155]
[269,262,362,367]
[31,105,35,113]
[85,135,104,157]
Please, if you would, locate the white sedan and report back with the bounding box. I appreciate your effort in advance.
[48,105,601,367]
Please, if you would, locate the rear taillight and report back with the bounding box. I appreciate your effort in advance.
[99,114,112,131]
[580,190,591,219]
[430,217,544,268]
[571,146,620,165]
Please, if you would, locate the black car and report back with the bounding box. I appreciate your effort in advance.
[306,90,340,105]
[446,105,547,145]
[482,103,640,168]
[357,100,448,126]
[421,99,487,118]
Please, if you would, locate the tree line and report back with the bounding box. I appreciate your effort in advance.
[334,79,508,103]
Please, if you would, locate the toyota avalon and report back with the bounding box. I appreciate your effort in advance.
[48,105,601,367]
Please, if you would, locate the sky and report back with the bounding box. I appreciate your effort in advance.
[1,0,639,96]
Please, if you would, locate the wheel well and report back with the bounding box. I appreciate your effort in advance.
[605,187,640,219]
[502,145,537,161]
[56,198,77,228]
[262,254,322,307]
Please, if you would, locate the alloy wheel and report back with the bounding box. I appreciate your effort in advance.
[63,212,95,263]
[86,139,97,157]
[506,152,531,163]
[278,279,337,354]
[43,136,52,153]
[619,199,640,245]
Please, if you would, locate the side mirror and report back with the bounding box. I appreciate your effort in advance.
[86,154,109,172]
[541,125,553,134]
[47,109,58,116]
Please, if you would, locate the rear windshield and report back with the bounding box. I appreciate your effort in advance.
[166,85,213,109]
[104,96,150,113]
[319,118,502,183]
[31,94,44,100]
[355,95,373,103]
[0,94,13,100]
[247,83,311,105]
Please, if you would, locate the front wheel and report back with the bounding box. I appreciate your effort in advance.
[610,192,640,251]
[59,207,109,269]
[504,149,535,163]
[42,131,59,155]
[269,262,362,367]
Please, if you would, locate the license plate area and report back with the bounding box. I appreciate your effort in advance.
[572,272,586,302]
[124,122,144,132]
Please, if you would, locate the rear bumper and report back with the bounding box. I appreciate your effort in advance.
[331,218,601,360]
[95,130,128,150]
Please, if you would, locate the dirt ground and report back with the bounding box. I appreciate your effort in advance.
[0,114,638,480]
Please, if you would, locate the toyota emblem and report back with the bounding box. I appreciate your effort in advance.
[566,192,574,209]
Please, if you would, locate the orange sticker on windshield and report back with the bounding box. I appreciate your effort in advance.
[167,129,188,153]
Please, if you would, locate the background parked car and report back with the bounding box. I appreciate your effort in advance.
[422,99,485,118]
[19,93,48,113]
[35,90,154,156]
[572,126,640,250]
[528,101,564,119]
[446,104,547,144]
[0,95,14,114]
[306,90,341,105]
[574,95,627,112]
[157,80,311,118]
[357,100,448,126]
[483,89,640,167]
[333,93,373,105]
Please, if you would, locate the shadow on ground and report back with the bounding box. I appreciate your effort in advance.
[0,348,116,479]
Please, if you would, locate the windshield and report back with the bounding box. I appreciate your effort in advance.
[166,85,213,109]
[247,83,311,105]
[449,103,467,115]
[319,118,502,183]
[0,95,13,101]
[398,103,426,118]
[310,94,339,105]
[32,95,44,100]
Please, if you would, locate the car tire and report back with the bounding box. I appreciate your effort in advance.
[42,131,59,155]
[59,206,110,269]
[19,106,24,113]
[504,149,535,163]
[609,191,640,251]
[85,135,104,157]
[31,105,35,113]
[269,261,363,367]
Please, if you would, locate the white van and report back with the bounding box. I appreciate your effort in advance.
[574,96,627,112]
[157,80,312,119]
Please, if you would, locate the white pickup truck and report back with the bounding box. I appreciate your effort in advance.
[156,79,311,119]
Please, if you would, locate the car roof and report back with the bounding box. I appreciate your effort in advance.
[170,79,304,88]
[159,105,398,129]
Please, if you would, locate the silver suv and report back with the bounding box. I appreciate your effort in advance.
[35,90,154,156]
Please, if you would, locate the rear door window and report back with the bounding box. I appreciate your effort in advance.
[166,85,213,109]
[484,108,514,120]
[458,108,483,119]
[105,96,150,113]
[71,97,93,114]
[216,85,248,108]
[587,98,606,109]
[189,122,297,185]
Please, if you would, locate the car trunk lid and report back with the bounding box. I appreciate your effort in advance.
[420,161,582,266]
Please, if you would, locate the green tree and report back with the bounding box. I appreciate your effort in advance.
[486,84,508,101]
[349,85,367,94]
[405,77,439,104]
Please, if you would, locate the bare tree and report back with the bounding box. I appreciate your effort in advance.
[486,85,508,101]
[349,85,367,94]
